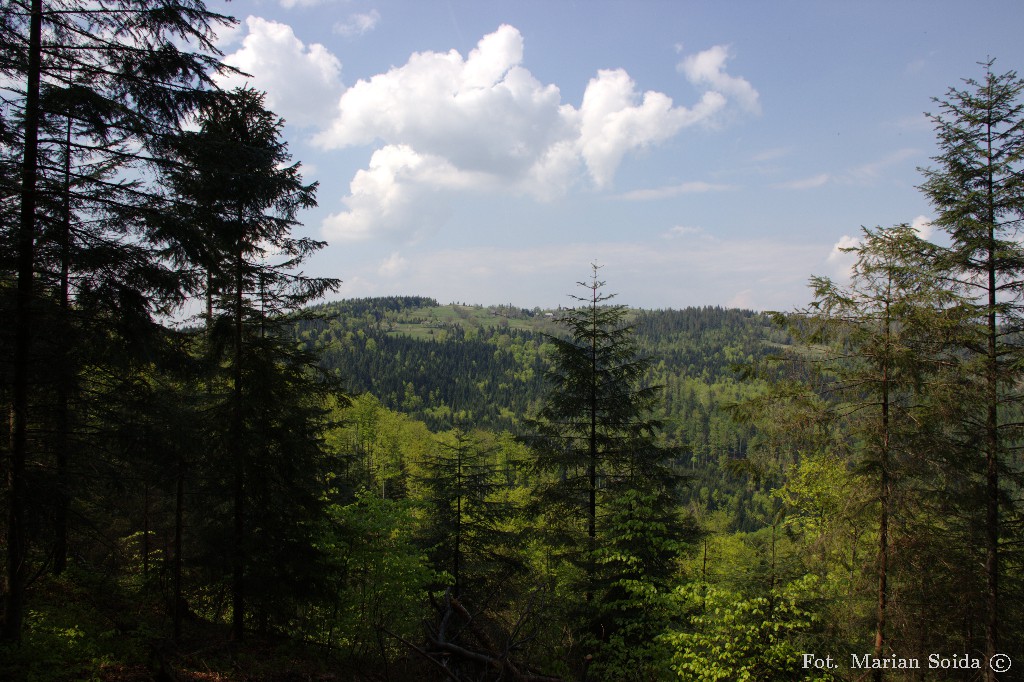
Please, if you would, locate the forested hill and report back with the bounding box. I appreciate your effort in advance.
[296,297,786,433]
[4,0,1021,674]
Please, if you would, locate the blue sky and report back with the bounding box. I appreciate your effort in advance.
[207,0,1024,310]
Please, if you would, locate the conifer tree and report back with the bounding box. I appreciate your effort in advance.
[530,265,684,671]
[417,427,516,597]
[163,87,339,640]
[918,61,1024,677]
[796,224,960,679]
[0,0,232,642]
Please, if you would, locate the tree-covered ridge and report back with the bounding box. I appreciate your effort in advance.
[294,299,788,543]
[296,297,782,432]
[296,300,783,529]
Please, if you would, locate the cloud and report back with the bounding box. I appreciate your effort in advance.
[213,21,244,49]
[322,145,467,242]
[677,45,760,116]
[218,16,343,128]
[334,10,381,37]
[821,215,934,283]
[617,181,732,201]
[911,214,933,240]
[577,68,725,187]
[662,225,703,239]
[315,25,759,242]
[378,252,408,277]
[728,289,756,309]
[279,0,339,8]
[846,148,918,183]
[774,149,920,191]
[333,235,824,311]
[775,173,831,190]
[315,25,568,176]
[827,234,861,279]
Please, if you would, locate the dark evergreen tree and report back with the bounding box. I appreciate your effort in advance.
[529,265,686,675]
[0,0,232,642]
[417,426,517,597]
[162,87,339,640]
[918,60,1024,677]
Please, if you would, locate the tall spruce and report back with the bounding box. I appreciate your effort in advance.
[918,60,1024,677]
[530,265,683,671]
[163,87,338,640]
[0,0,231,643]
[417,427,515,598]
[797,225,959,679]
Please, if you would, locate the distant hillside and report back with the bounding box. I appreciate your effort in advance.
[297,297,788,428]
[294,296,790,528]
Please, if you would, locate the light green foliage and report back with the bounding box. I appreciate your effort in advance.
[330,393,432,499]
[327,490,433,660]
[662,575,826,682]
[590,488,686,680]
[0,579,149,682]
[2,55,1022,680]
[775,451,868,545]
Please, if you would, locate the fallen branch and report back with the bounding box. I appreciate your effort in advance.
[381,627,460,682]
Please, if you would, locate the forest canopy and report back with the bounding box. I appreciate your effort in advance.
[1,2,1023,680]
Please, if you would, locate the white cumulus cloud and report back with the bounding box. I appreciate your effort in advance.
[827,233,862,279]
[334,10,381,37]
[678,45,760,116]
[315,25,568,177]
[218,16,343,128]
[577,68,723,187]
[322,144,491,242]
[315,25,759,242]
[911,214,934,240]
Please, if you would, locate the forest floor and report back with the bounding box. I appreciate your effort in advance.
[0,572,428,681]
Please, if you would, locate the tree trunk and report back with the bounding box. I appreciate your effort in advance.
[983,112,999,681]
[53,113,74,577]
[4,0,43,644]
[231,244,245,641]
[173,454,185,641]
[587,283,598,602]
[984,224,999,682]
[873,288,893,682]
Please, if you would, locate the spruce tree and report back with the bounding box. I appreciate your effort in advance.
[796,224,961,678]
[0,0,232,642]
[162,87,339,640]
[530,265,684,672]
[417,427,516,598]
[918,60,1024,677]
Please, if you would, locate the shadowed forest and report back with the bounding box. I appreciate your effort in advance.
[2,1,1024,680]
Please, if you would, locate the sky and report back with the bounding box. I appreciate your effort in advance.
[204,0,1024,311]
